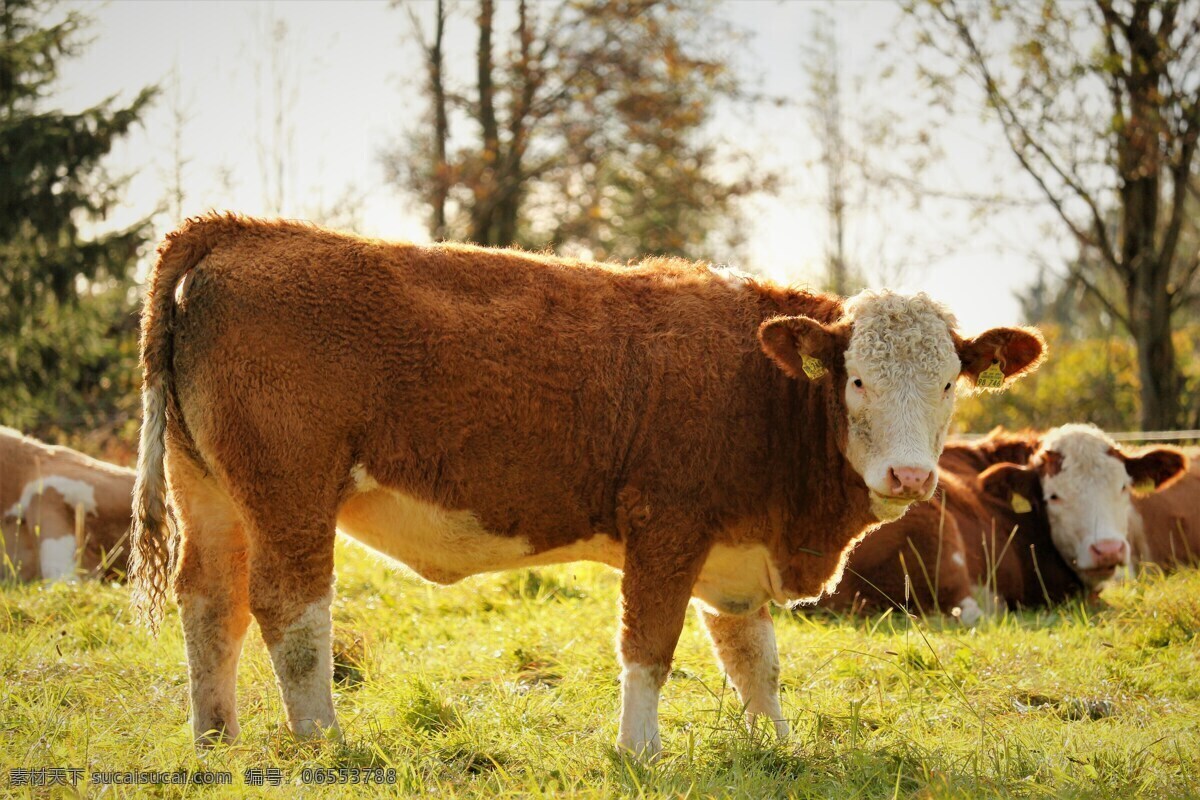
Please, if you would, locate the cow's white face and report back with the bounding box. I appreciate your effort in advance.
[758,290,1046,522]
[1034,426,1186,588]
[841,293,961,520]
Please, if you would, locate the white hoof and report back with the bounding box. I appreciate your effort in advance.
[616,730,662,759]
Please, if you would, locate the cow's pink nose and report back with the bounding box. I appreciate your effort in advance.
[1089,539,1128,567]
[887,466,935,498]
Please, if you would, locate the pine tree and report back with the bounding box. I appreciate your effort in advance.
[0,0,156,453]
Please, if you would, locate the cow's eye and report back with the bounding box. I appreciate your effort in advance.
[1048,493,1061,502]
[943,382,952,393]
[853,378,864,389]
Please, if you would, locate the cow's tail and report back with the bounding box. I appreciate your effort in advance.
[130,213,247,632]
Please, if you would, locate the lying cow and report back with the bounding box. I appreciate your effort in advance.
[129,214,1043,754]
[823,430,1077,622]
[825,425,1187,620]
[989,425,1192,578]
[1,426,133,581]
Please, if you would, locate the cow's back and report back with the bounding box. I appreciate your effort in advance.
[940,431,1039,475]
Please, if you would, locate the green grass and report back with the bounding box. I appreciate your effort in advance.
[2,539,1199,798]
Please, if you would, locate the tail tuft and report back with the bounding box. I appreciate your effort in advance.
[129,378,176,631]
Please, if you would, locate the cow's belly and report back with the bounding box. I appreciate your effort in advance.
[337,478,783,613]
[336,486,624,584]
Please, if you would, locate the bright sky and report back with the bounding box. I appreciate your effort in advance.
[57,0,1073,335]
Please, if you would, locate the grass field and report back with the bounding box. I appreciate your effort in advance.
[3,539,1199,799]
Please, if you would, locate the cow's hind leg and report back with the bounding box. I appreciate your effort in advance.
[238,483,341,740]
[170,449,252,746]
[698,605,789,738]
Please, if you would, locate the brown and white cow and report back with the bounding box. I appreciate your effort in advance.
[129,214,1043,754]
[989,425,1187,585]
[1,426,133,581]
[823,430,1080,621]
[825,425,1188,620]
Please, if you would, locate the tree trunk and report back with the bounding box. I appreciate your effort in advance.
[1120,3,1182,430]
[472,0,500,245]
[1128,271,1180,430]
[429,0,448,240]
[493,0,532,247]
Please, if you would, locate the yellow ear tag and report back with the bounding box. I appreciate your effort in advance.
[1011,492,1032,514]
[976,362,1005,389]
[800,353,827,380]
[1133,479,1155,495]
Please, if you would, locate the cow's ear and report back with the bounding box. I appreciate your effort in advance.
[956,327,1046,391]
[979,462,1042,514]
[758,315,846,382]
[1110,446,1187,491]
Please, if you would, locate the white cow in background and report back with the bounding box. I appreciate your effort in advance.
[1,426,134,581]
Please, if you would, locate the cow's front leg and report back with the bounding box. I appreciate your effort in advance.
[698,605,788,738]
[616,522,707,757]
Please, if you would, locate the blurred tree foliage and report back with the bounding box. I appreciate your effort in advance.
[906,0,1200,431]
[979,259,1200,433]
[385,0,774,263]
[0,0,156,461]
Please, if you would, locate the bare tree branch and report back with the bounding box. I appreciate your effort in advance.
[1171,248,1200,310]
[935,1,1125,278]
[1068,259,1133,329]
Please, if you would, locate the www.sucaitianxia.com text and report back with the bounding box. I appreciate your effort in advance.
[9,767,400,788]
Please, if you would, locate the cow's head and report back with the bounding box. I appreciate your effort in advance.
[759,290,1044,521]
[980,424,1187,587]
